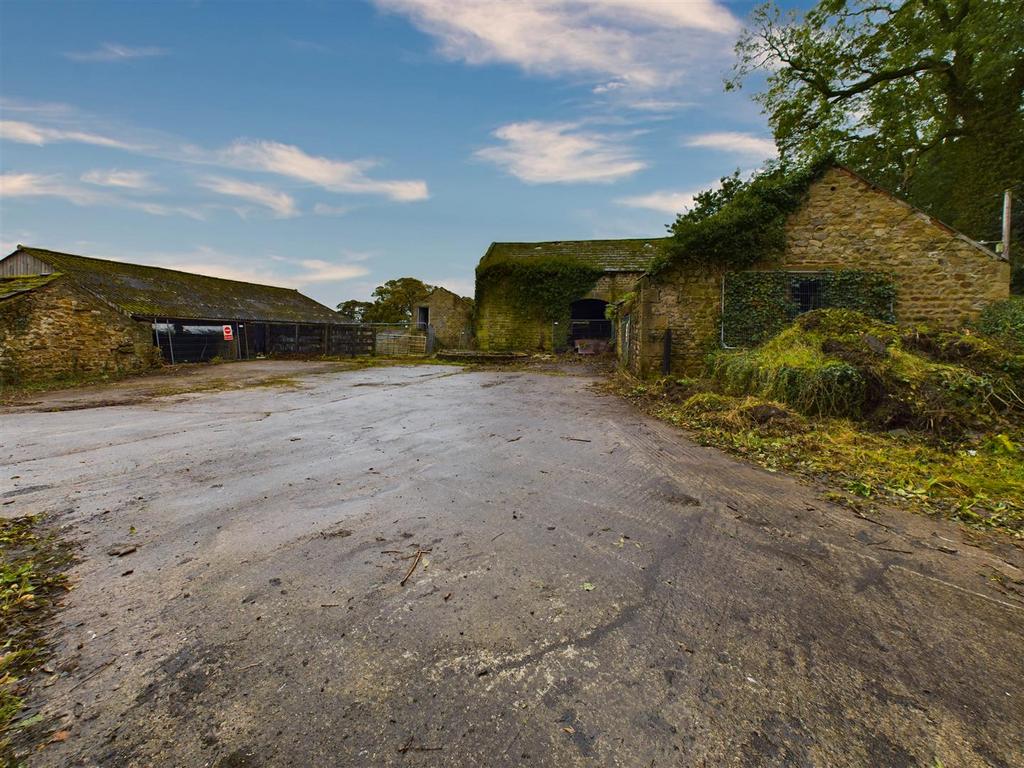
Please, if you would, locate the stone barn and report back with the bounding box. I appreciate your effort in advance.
[0,246,366,385]
[474,239,658,352]
[414,287,473,349]
[618,166,1011,376]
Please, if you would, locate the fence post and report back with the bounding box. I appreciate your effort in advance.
[426,324,436,355]
[661,328,672,376]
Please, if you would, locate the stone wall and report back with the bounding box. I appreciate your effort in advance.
[0,278,160,386]
[625,166,1011,376]
[476,271,642,352]
[420,288,473,349]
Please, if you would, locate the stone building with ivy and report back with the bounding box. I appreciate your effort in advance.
[471,165,1010,374]
[618,166,1011,376]
[474,239,662,352]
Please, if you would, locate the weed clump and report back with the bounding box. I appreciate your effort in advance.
[1,516,75,760]
[709,309,1024,437]
[974,296,1024,352]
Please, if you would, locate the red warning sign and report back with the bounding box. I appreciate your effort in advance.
[222,325,234,341]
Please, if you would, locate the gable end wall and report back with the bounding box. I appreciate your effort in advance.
[0,279,160,386]
[627,167,1010,376]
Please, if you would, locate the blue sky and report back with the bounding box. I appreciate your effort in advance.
[0,0,778,306]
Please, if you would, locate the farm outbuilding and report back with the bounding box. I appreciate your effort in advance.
[618,166,1011,375]
[414,286,473,349]
[0,246,370,384]
[474,239,658,352]
[469,165,1010,375]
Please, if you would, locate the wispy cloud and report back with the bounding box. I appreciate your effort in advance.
[476,121,645,184]
[65,43,168,62]
[197,175,298,218]
[0,172,100,205]
[137,246,370,288]
[313,202,353,217]
[1,172,204,219]
[617,188,701,216]
[0,119,139,150]
[81,169,157,190]
[2,108,430,207]
[685,132,777,159]
[216,140,429,201]
[375,0,738,90]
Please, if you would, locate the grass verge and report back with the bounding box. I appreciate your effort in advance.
[0,515,75,764]
[611,374,1024,539]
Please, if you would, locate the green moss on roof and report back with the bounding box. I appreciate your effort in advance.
[10,247,339,323]
[480,238,668,273]
[0,273,61,301]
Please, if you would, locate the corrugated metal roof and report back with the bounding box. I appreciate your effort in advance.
[480,238,668,273]
[6,247,340,323]
[0,273,62,301]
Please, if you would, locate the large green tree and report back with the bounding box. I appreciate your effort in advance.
[336,278,434,324]
[729,0,1023,287]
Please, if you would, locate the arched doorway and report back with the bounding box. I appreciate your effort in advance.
[569,298,611,345]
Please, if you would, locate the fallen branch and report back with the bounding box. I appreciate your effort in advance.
[400,550,426,586]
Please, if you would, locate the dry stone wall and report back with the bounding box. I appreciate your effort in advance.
[0,279,160,385]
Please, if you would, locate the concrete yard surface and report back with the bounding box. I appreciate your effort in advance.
[2,363,1022,767]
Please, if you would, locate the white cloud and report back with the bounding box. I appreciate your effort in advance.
[374,0,738,90]
[0,172,102,205]
[312,202,353,216]
[197,175,298,218]
[216,139,429,202]
[2,104,429,214]
[426,276,474,298]
[627,99,696,113]
[81,169,157,190]
[685,132,777,159]
[0,119,138,150]
[65,43,168,62]
[1,172,205,219]
[617,189,699,216]
[476,121,645,184]
[139,247,370,288]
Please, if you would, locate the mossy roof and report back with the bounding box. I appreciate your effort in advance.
[0,273,62,302]
[480,238,668,273]
[6,247,340,323]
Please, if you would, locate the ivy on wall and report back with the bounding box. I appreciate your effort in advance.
[651,157,835,275]
[722,269,896,347]
[476,256,604,322]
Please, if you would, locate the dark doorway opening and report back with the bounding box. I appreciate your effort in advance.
[417,306,429,329]
[569,298,611,343]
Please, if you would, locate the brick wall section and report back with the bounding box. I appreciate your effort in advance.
[476,271,642,352]
[0,278,160,385]
[419,288,473,349]
[626,167,1011,376]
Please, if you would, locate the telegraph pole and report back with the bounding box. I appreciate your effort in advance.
[1003,189,1013,262]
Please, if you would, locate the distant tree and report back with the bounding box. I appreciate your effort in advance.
[729,0,1024,272]
[363,278,433,323]
[336,278,434,324]
[336,299,374,322]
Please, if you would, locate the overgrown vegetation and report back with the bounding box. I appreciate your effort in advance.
[729,0,1023,275]
[975,296,1024,351]
[1,516,75,762]
[652,158,834,274]
[722,269,896,346]
[476,256,603,321]
[615,308,1024,536]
